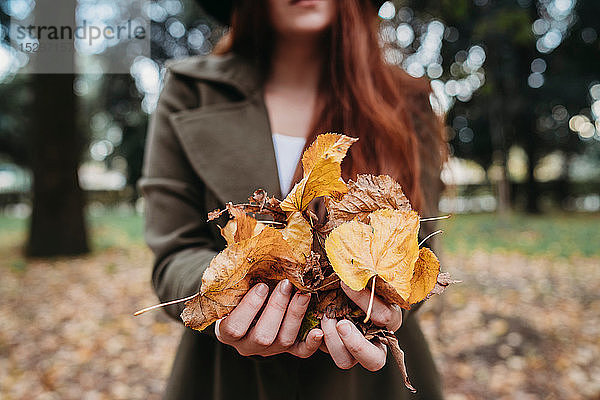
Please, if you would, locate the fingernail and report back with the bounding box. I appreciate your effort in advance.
[256,283,269,296]
[337,320,352,336]
[279,279,291,295]
[313,331,323,340]
[298,293,311,306]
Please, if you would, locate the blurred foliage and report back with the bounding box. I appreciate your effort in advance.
[440,212,600,258]
[385,0,600,211]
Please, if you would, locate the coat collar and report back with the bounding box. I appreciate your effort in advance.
[167,54,283,205]
[167,52,263,98]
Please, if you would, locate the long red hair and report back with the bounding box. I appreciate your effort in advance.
[214,0,446,212]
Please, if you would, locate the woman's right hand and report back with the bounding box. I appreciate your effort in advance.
[214,280,324,358]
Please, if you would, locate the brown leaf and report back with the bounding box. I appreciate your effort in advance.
[324,209,420,307]
[207,208,225,221]
[324,174,411,231]
[249,189,283,212]
[181,227,305,331]
[426,271,461,299]
[220,205,265,246]
[364,329,416,393]
[314,289,352,319]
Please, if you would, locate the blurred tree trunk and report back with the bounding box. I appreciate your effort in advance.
[26,74,89,257]
[524,117,541,214]
[26,0,89,257]
[489,98,511,214]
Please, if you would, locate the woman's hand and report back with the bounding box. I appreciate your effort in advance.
[214,280,323,358]
[320,281,403,371]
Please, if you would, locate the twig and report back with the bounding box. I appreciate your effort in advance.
[314,277,340,291]
[420,214,451,222]
[256,220,286,226]
[133,292,199,316]
[419,229,443,247]
[364,276,377,323]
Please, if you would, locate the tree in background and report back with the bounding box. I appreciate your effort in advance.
[0,0,88,256]
[393,0,600,212]
[86,0,225,199]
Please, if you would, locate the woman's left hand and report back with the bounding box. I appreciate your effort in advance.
[320,281,403,371]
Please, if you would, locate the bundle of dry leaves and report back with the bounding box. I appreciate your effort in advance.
[137,133,456,392]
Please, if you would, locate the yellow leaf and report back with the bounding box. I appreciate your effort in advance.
[324,209,420,307]
[407,247,440,304]
[281,160,348,212]
[280,133,357,212]
[281,211,313,262]
[301,133,358,175]
[181,227,305,331]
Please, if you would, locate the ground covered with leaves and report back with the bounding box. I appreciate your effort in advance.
[1,213,599,399]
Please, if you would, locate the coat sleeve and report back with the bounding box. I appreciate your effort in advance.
[139,70,218,324]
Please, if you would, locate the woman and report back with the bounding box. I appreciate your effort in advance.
[140,0,447,398]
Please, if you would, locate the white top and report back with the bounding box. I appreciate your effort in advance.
[271,133,306,197]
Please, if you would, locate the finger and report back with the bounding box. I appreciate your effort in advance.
[340,281,402,331]
[319,343,329,354]
[217,283,269,343]
[336,320,387,372]
[244,279,293,347]
[321,316,357,369]
[274,292,311,348]
[288,328,323,358]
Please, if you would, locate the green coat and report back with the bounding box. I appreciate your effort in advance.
[140,52,445,400]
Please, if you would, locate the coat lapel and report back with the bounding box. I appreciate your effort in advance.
[169,89,282,205]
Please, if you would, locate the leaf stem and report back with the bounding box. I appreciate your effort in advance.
[133,292,199,316]
[419,214,451,222]
[256,220,286,226]
[314,277,340,291]
[364,276,377,323]
[419,229,443,247]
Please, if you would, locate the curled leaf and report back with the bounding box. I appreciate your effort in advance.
[220,205,265,245]
[181,227,305,330]
[426,271,461,299]
[407,247,441,304]
[365,329,416,393]
[324,174,411,230]
[301,133,358,172]
[280,134,357,212]
[324,209,420,307]
[281,211,313,262]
